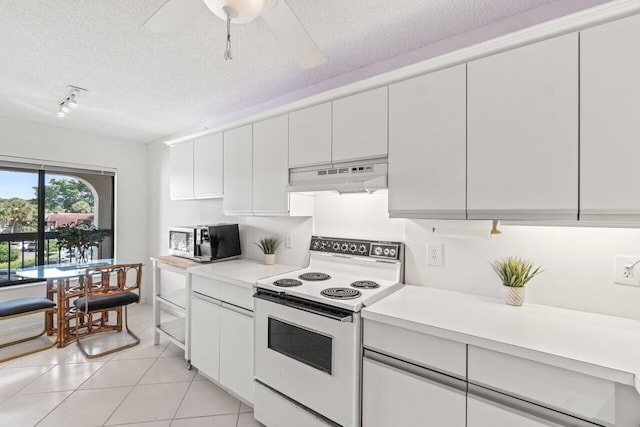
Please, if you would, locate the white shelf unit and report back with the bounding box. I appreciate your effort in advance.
[152,257,193,367]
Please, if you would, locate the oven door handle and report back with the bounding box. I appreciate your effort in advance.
[254,292,353,323]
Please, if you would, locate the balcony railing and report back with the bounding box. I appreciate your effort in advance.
[0,232,102,287]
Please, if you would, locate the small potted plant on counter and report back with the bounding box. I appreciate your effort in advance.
[255,237,281,265]
[489,256,543,306]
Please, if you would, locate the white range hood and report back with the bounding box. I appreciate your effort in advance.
[286,162,387,193]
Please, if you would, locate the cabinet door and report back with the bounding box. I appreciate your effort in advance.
[288,102,332,168]
[388,65,466,219]
[219,305,254,404]
[468,395,566,427]
[467,33,579,220]
[194,133,223,198]
[253,114,289,213]
[190,295,220,381]
[169,140,194,200]
[362,357,466,427]
[223,125,253,215]
[332,87,388,163]
[580,14,640,221]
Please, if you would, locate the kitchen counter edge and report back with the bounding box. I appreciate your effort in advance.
[187,258,302,288]
[362,285,640,394]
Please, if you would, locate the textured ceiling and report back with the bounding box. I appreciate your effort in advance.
[0,0,610,143]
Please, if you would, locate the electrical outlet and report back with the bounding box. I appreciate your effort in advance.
[614,255,640,286]
[285,233,294,249]
[427,243,444,267]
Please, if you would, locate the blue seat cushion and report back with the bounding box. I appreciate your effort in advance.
[0,297,56,317]
[74,292,139,312]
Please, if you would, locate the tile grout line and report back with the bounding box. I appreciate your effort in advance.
[101,351,164,426]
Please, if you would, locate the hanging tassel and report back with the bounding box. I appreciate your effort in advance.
[224,15,232,60]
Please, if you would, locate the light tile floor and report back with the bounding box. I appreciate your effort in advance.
[0,304,262,427]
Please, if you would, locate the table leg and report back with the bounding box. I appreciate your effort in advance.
[46,279,55,337]
[57,278,67,348]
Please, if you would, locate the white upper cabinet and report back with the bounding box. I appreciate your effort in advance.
[193,133,223,199]
[223,125,253,215]
[467,33,579,220]
[170,134,223,200]
[388,65,467,219]
[580,14,640,221]
[169,140,194,200]
[332,87,388,163]
[288,102,332,168]
[253,115,289,214]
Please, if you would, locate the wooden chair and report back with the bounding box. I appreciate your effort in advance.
[74,263,142,358]
[0,297,57,363]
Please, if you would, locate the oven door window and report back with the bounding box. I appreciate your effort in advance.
[268,317,332,374]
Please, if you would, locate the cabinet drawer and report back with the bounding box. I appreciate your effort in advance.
[254,382,332,427]
[363,319,466,379]
[191,274,254,311]
[468,346,616,426]
[363,354,466,427]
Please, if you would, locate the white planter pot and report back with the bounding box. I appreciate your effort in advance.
[503,285,525,306]
[264,254,275,265]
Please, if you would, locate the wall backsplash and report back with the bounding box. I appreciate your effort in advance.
[311,190,640,321]
[149,141,640,320]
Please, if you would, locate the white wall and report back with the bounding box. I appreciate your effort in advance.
[0,114,148,331]
[243,216,313,267]
[312,192,640,321]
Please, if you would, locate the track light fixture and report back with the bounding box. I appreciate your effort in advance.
[56,85,87,118]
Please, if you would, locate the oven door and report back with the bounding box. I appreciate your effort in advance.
[254,290,361,427]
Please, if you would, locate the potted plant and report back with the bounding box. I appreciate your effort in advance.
[55,222,109,264]
[489,256,543,306]
[255,237,281,265]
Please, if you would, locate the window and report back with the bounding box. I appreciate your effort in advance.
[0,166,114,287]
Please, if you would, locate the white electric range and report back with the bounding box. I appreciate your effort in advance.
[253,236,404,427]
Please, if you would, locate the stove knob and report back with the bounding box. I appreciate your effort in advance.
[373,246,383,256]
[341,243,349,251]
[312,240,320,249]
[333,243,340,251]
[359,244,367,254]
[349,244,357,252]
[389,248,397,257]
[383,248,390,256]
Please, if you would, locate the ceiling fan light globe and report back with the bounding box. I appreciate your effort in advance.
[204,0,267,24]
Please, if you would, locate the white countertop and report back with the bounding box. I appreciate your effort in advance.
[362,285,640,393]
[188,258,303,289]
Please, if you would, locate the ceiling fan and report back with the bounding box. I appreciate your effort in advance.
[144,0,326,69]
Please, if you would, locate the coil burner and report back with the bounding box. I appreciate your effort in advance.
[320,287,362,300]
[299,272,331,281]
[350,280,380,289]
[273,278,303,287]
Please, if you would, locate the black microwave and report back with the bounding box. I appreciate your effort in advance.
[169,224,241,262]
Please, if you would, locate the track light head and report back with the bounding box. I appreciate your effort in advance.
[56,85,87,117]
[68,94,78,108]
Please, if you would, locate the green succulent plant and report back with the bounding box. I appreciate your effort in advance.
[489,256,543,288]
[254,237,281,255]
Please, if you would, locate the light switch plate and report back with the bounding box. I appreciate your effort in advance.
[285,233,294,249]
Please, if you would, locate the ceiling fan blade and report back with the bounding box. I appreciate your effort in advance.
[260,0,326,69]
[143,0,207,34]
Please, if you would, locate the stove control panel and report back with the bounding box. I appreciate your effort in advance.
[309,236,402,261]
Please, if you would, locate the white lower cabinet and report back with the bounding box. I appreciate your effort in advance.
[219,303,254,404]
[190,294,220,381]
[189,273,255,404]
[362,352,466,427]
[467,393,570,427]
